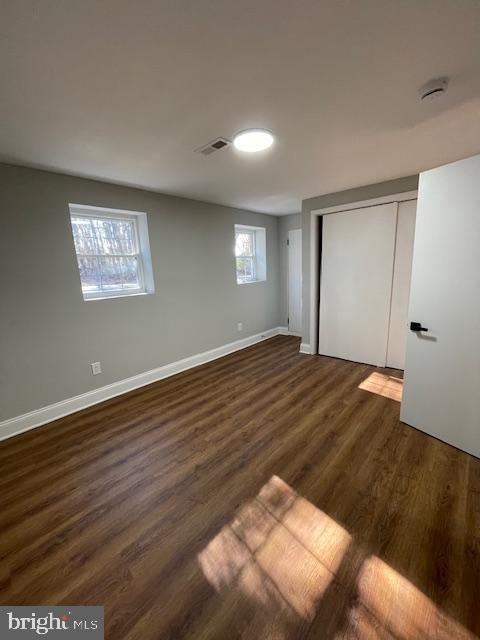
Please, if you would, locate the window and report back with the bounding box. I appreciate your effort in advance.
[235,224,266,284]
[69,204,154,300]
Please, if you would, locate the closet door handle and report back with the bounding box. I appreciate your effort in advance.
[410,321,428,332]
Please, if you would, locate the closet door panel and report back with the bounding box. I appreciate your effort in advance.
[318,203,397,366]
[386,200,417,369]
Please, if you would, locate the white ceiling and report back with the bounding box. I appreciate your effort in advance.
[1,1,480,215]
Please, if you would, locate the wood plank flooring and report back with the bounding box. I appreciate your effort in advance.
[1,335,479,639]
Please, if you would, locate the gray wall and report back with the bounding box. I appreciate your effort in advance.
[0,164,281,420]
[301,175,419,347]
[278,213,302,327]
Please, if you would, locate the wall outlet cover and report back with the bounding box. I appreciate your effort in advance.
[91,362,102,375]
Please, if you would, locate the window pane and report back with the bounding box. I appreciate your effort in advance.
[116,221,135,254]
[235,231,254,257]
[98,256,124,290]
[120,256,141,289]
[71,217,100,255]
[99,219,135,255]
[95,256,141,291]
[71,215,136,256]
[236,256,255,282]
[74,234,99,255]
[78,256,102,294]
[97,220,115,255]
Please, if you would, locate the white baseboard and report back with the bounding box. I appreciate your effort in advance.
[0,327,285,442]
[278,326,302,337]
[299,342,313,354]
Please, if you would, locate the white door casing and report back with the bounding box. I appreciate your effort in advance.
[288,229,302,335]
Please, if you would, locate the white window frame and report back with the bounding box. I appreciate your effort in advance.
[69,203,155,301]
[234,224,267,285]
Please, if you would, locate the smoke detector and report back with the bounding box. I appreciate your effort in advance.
[419,77,449,102]
[195,137,231,156]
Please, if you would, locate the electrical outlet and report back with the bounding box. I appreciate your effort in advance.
[91,361,102,375]
[237,322,243,332]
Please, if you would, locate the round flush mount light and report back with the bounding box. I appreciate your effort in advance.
[233,129,274,152]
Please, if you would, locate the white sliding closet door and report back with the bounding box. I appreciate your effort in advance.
[319,203,397,366]
[386,200,417,369]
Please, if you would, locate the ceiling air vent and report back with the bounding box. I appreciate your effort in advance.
[419,77,449,102]
[195,137,231,156]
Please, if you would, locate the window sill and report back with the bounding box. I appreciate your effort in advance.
[83,291,154,302]
[236,279,267,285]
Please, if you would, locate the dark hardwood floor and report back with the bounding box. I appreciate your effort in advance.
[1,336,479,639]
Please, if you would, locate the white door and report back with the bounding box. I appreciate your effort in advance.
[319,203,397,366]
[401,155,480,458]
[386,200,417,369]
[288,229,302,335]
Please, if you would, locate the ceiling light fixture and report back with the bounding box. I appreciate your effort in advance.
[233,129,274,153]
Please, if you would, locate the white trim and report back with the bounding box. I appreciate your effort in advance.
[309,190,418,355]
[69,203,148,218]
[309,212,321,357]
[299,343,312,354]
[84,291,153,302]
[312,190,418,217]
[234,223,265,232]
[234,223,267,285]
[384,202,400,368]
[287,227,303,338]
[0,327,284,442]
[278,326,302,337]
[237,278,267,285]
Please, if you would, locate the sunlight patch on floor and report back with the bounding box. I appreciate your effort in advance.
[352,555,476,639]
[198,475,478,639]
[198,475,350,635]
[358,371,403,402]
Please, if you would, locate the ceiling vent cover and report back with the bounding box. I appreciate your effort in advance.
[195,137,231,156]
[419,77,449,102]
